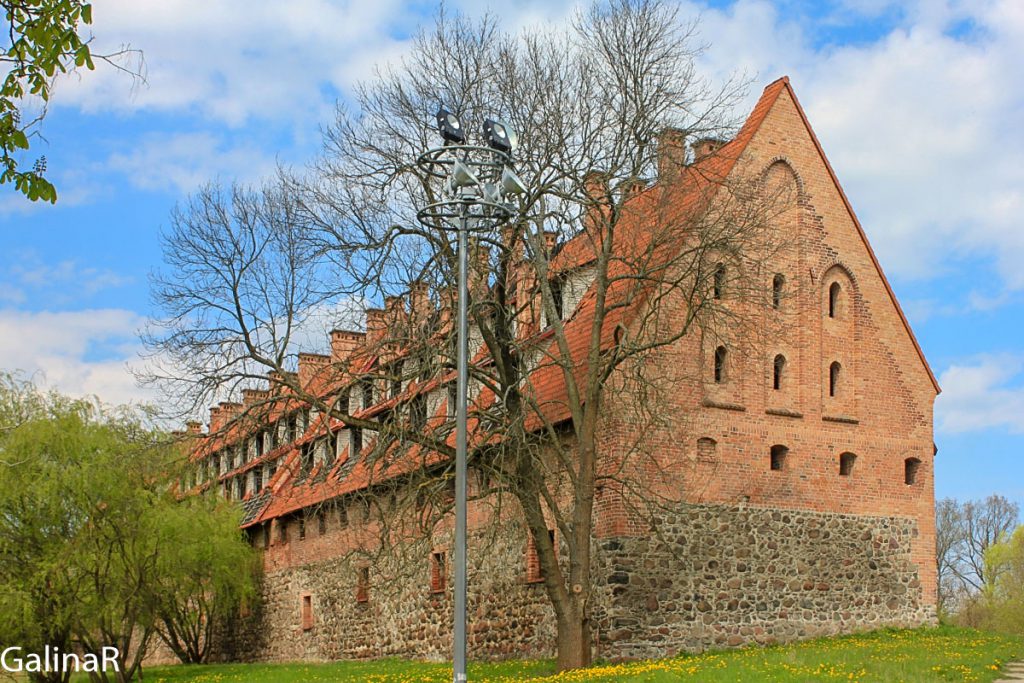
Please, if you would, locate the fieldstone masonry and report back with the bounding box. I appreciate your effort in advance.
[592,503,932,660]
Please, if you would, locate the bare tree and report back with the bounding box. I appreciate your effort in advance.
[936,495,1020,616]
[144,1,791,670]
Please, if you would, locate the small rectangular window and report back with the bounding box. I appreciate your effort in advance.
[262,523,270,549]
[318,511,326,536]
[431,552,447,593]
[351,428,363,456]
[298,516,306,541]
[356,567,370,603]
[338,502,349,529]
[301,594,313,630]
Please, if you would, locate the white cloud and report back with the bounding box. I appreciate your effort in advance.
[693,0,1024,292]
[0,308,156,407]
[105,132,275,193]
[936,355,1024,434]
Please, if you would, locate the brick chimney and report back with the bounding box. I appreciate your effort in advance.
[208,405,223,432]
[330,329,365,364]
[242,388,269,409]
[218,401,242,425]
[298,353,331,390]
[583,170,610,235]
[658,127,687,181]
[692,137,725,162]
[186,420,204,435]
[365,308,386,348]
[620,176,646,199]
[408,282,430,327]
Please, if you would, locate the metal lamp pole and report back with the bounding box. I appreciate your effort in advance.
[416,112,525,683]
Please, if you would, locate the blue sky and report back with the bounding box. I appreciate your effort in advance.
[0,0,1021,510]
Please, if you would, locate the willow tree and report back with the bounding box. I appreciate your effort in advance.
[145,0,790,670]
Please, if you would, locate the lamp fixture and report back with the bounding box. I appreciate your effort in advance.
[436,106,465,144]
[483,118,517,154]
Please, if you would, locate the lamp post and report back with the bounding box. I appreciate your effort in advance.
[416,108,525,683]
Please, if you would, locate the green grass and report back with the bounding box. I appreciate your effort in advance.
[134,626,1022,682]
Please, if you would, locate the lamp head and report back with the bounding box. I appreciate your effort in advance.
[483,118,517,155]
[500,166,527,196]
[436,106,465,144]
[449,158,480,191]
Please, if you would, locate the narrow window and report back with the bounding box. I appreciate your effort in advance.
[350,427,362,456]
[904,457,921,485]
[236,477,246,499]
[526,529,556,583]
[300,443,314,475]
[410,394,427,431]
[298,516,306,541]
[286,414,298,442]
[362,379,374,410]
[770,444,788,471]
[360,498,371,523]
[714,346,727,383]
[431,552,447,593]
[255,431,265,458]
[326,433,337,467]
[278,519,288,544]
[772,273,785,309]
[301,595,313,630]
[270,422,280,449]
[356,567,370,603]
[839,452,856,476]
[773,354,786,391]
[268,459,278,480]
[551,278,564,321]
[253,467,263,493]
[447,383,458,418]
[262,523,270,549]
[829,361,841,397]
[829,282,841,318]
[696,437,717,461]
[390,363,403,399]
[713,263,725,299]
[317,510,326,536]
[338,501,349,528]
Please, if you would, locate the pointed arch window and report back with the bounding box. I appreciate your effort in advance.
[713,263,725,299]
[773,354,786,391]
[772,274,785,309]
[829,361,841,397]
[829,282,841,318]
[714,346,727,383]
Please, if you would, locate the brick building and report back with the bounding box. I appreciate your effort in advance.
[181,77,939,663]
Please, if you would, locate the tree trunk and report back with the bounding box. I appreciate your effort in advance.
[555,603,592,670]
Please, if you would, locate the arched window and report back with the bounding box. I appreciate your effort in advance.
[839,452,856,476]
[829,361,841,397]
[713,263,725,299]
[714,346,727,383]
[904,457,921,485]
[773,354,786,391]
[772,274,785,309]
[697,437,717,461]
[770,444,788,471]
[828,282,841,318]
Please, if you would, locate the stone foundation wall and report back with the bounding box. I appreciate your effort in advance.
[593,503,936,660]
[203,502,934,664]
[232,530,557,663]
